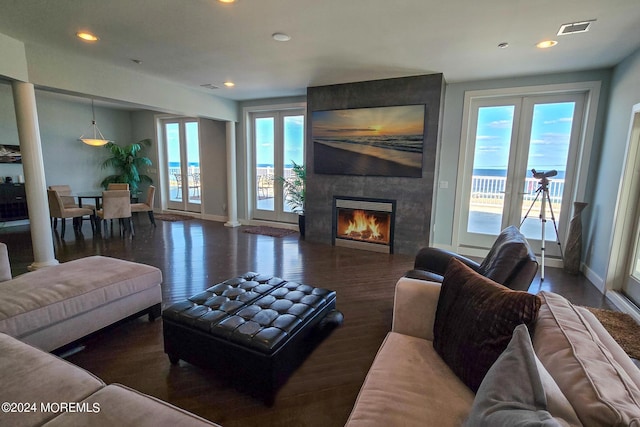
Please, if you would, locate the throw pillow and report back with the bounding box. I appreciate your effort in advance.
[464,324,582,427]
[433,258,541,392]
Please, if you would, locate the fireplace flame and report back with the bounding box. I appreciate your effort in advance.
[344,210,383,241]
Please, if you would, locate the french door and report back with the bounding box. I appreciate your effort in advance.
[621,107,640,306]
[162,118,201,213]
[457,93,586,256]
[252,109,305,223]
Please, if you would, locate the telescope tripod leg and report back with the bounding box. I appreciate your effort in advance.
[545,190,564,261]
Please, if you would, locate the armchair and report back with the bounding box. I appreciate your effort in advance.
[406,225,538,291]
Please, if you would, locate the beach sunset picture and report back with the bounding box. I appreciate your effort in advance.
[312,105,425,177]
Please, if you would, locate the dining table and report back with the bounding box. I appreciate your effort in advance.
[74,191,104,210]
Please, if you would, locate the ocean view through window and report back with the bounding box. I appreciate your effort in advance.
[459,92,585,255]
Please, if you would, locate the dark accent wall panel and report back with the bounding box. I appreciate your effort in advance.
[305,74,444,255]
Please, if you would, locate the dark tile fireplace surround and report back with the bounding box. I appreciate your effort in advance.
[304,74,444,255]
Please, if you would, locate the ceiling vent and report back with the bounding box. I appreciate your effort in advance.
[557,20,595,36]
[200,84,220,90]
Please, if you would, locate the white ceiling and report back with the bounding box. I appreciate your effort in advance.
[1,0,639,101]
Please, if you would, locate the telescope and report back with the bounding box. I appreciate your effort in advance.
[531,169,557,180]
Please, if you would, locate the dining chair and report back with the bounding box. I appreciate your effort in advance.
[96,190,134,236]
[47,189,95,239]
[131,185,156,227]
[48,185,94,229]
[107,183,130,190]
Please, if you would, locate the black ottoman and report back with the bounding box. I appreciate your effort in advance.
[162,272,340,404]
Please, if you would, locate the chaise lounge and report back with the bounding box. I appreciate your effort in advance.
[0,242,162,351]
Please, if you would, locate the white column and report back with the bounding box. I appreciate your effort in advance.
[12,81,58,269]
[224,121,240,227]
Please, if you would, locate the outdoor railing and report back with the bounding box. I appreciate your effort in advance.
[470,175,564,210]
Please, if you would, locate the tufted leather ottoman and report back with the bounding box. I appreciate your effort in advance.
[162,272,340,404]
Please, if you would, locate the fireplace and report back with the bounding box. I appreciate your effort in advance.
[332,196,396,253]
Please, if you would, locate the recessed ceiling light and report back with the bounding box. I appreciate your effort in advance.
[224,81,235,87]
[497,42,509,49]
[218,0,236,3]
[272,33,291,42]
[536,40,558,49]
[76,31,99,42]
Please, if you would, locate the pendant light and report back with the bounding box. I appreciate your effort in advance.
[79,99,112,146]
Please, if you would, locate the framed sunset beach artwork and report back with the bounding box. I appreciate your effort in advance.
[312,104,425,177]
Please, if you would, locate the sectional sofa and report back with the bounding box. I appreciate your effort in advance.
[346,260,640,426]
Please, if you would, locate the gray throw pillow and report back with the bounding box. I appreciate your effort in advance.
[464,324,582,426]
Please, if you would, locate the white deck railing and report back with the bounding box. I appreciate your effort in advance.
[471,175,564,209]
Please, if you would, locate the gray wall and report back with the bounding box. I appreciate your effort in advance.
[199,118,228,218]
[0,85,136,192]
[305,74,444,255]
[586,47,640,280]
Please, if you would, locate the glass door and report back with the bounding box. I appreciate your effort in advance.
[623,111,640,306]
[624,217,640,306]
[459,93,585,255]
[163,119,201,213]
[252,109,305,223]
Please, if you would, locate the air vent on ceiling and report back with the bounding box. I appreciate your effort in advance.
[200,84,220,90]
[557,20,595,36]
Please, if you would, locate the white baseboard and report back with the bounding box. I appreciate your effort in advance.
[606,291,640,324]
[582,264,606,294]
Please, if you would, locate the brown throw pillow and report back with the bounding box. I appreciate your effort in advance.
[433,258,541,392]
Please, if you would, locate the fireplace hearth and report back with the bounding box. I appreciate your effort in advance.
[332,196,396,253]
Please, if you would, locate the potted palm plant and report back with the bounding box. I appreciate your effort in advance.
[100,139,153,196]
[278,161,306,237]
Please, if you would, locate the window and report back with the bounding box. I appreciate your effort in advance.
[247,105,305,223]
[454,83,600,261]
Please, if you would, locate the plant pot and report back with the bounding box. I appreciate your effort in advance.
[298,214,306,239]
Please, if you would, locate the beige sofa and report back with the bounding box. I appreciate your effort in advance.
[0,243,162,351]
[0,332,221,426]
[346,276,640,426]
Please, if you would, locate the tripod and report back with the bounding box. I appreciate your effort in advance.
[520,171,564,281]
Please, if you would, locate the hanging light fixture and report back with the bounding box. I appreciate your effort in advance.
[79,99,112,146]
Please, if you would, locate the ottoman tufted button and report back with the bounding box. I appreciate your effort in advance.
[252,308,279,326]
[284,290,306,302]
[204,295,230,309]
[237,305,262,319]
[272,314,301,333]
[287,303,313,318]
[269,298,294,313]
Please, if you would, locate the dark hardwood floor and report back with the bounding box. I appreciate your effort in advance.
[0,217,615,426]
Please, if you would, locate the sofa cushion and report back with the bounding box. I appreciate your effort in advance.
[464,324,582,426]
[0,332,105,427]
[533,291,640,426]
[433,258,541,392]
[345,332,475,427]
[0,256,162,339]
[43,384,221,427]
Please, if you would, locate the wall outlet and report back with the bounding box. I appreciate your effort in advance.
[439,181,449,189]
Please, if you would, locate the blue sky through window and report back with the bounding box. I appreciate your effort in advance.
[473,102,575,177]
[256,115,304,167]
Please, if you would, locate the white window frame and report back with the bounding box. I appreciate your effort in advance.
[452,82,601,260]
[242,102,306,225]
